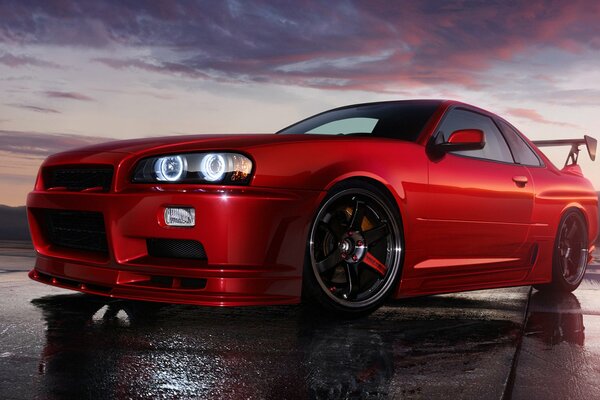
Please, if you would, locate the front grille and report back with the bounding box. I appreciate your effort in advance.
[45,210,108,253]
[147,239,207,260]
[45,167,113,192]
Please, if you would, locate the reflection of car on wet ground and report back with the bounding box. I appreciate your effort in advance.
[29,291,524,399]
[26,100,598,316]
[526,291,585,346]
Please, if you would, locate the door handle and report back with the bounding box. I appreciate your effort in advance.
[512,176,528,187]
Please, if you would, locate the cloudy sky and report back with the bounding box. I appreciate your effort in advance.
[1,0,599,206]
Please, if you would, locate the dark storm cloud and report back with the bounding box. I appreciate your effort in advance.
[44,91,94,101]
[0,130,110,157]
[0,0,598,90]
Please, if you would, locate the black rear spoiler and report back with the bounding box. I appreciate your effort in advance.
[532,135,597,167]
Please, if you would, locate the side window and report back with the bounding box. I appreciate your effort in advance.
[437,109,514,163]
[497,120,542,166]
[306,117,378,134]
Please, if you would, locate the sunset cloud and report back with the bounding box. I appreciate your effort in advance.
[506,108,579,128]
[93,58,211,80]
[1,1,598,91]
[44,91,94,101]
[6,103,60,114]
[0,130,111,157]
[0,51,59,68]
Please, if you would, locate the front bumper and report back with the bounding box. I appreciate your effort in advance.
[27,186,323,306]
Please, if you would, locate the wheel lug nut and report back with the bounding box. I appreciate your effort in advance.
[352,254,358,261]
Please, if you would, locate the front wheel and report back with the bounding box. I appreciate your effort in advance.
[302,181,403,317]
[535,209,589,293]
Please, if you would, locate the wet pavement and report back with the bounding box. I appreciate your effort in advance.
[510,263,600,399]
[0,242,599,399]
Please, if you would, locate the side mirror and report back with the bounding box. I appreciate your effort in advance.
[437,129,485,152]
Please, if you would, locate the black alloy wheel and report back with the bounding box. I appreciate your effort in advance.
[303,181,403,317]
[536,209,589,293]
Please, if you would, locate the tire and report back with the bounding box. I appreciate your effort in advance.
[535,209,589,293]
[302,180,404,318]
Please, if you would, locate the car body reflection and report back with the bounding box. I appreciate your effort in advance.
[526,291,584,346]
[32,292,524,399]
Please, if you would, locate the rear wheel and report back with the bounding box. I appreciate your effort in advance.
[302,181,403,317]
[535,210,589,293]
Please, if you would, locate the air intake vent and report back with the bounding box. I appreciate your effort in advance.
[45,167,113,192]
[147,239,207,260]
[45,210,108,253]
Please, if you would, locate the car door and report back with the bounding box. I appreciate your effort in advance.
[420,108,534,282]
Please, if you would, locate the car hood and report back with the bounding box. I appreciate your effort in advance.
[41,132,427,193]
[66,133,346,155]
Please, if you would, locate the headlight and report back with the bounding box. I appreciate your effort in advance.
[133,152,253,185]
[155,155,185,182]
[200,153,226,182]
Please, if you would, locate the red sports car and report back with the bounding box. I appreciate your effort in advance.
[27,100,598,316]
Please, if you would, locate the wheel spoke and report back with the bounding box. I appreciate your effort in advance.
[562,255,570,277]
[564,258,574,277]
[566,219,578,240]
[362,252,387,276]
[344,263,360,300]
[349,199,366,230]
[363,223,390,245]
[315,248,342,273]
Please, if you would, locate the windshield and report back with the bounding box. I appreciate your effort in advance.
[277,100,441,142]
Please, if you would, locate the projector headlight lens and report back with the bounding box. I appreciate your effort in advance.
[155,155,185,182]
[200,153,226,182]
[133,152,253,185]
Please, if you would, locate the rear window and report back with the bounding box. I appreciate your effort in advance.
[497,120,542,166]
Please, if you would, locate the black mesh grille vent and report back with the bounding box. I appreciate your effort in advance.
[45,210,108,253]
[46,167,113,192]
[147,239,207,260]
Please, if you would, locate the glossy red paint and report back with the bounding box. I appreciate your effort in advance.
[27,100,599,307]
[447,129,484,144]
